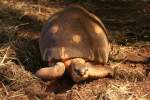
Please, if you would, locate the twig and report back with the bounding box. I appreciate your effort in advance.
[110,57,127,69]
[0,46,10,64]
[15,23,29,30]
[15,58,25,70]
[5,94,25,99]
[1,82,9,95]
[34,96,41,100]
[73,90,84,100]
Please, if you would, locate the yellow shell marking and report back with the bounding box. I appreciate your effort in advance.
[49,25,59,34]
[72,34,81,43]
[92,22,104,35]
[60,47,68,59]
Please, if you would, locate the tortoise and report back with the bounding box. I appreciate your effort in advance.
[36,5,113,82]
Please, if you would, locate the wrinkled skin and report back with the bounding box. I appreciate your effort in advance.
[36,58,113,82]
[69,58,113,82]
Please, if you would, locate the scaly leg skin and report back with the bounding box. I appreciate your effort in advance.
[86,62,114,79]
[36,62,65,80]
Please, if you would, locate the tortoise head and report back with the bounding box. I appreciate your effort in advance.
[69,58,89,82]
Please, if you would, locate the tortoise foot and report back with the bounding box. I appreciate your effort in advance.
[86,63,114,78]
[36,62,65,80]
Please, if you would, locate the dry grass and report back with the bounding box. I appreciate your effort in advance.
[0,0,150,99]
[0,0,53,99]
[103,82,148,100]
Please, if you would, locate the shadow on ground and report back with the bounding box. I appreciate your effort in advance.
[0,2,44,72]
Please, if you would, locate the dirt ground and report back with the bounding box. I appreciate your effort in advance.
[0,0,150,100]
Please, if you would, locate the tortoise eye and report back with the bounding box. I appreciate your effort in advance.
[74,68,80,75]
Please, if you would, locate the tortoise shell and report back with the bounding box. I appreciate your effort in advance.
[39,5,111,64]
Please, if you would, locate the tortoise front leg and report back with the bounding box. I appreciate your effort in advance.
[85,62,114,78]
[36,62,65,80]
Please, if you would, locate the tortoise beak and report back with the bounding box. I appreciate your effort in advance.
[75,68,88,76]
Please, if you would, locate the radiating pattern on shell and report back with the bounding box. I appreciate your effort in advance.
[39,5,111,64]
